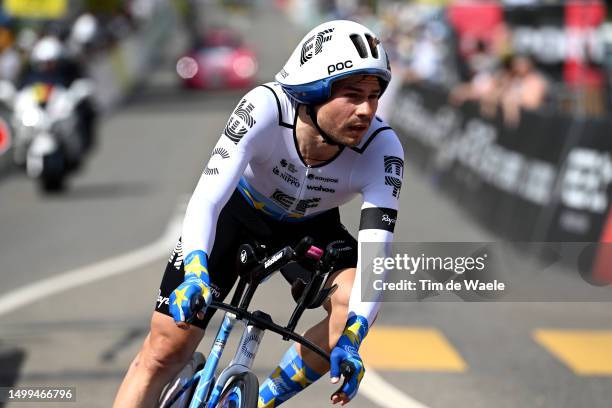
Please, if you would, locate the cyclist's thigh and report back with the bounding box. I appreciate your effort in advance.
[147,311,206,361]
[322,266,356,313]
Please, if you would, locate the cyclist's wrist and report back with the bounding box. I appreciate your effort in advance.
[183,250,210,285]
[337,315,369,351]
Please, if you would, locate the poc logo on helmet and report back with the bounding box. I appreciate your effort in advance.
[328,60,353,75]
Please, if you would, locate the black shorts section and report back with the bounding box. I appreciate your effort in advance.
[155,189,357,330]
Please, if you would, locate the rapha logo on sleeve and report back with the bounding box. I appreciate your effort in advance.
[381,213,396,226]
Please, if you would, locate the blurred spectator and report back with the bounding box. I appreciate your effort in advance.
[498,54,549,126]
[449,39,499,107]
[405,21,448,84]
[15,28,38,57]
[451,54,548,127]
[0,19,20,83]
[67,13,100,58]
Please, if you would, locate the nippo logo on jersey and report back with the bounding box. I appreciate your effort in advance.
[300,28,334,66]
[224,98,256,144]
[0,117,12,155]
[272,166,301,187]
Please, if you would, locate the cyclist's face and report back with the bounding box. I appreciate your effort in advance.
[316,75,381,147]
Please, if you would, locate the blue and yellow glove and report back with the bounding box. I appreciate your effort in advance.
[330,315,368,404]
[169,250,212,328]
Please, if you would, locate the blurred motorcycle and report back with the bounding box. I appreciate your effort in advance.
[0,78,93,191]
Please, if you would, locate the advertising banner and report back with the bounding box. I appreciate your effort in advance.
[392,83,612,247]
[4,0,68,19]
[448,1,608,85]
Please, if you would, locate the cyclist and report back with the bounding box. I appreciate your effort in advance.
[113,19,403,407]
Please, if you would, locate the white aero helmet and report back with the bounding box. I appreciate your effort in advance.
[31,36,63,64]
[275,20,391,105]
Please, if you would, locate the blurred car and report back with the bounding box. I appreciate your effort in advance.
[177,28,258,90]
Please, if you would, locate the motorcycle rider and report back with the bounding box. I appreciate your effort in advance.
[18,35,97,151]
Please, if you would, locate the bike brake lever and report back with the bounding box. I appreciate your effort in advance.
[320,248,339,273]
[294,236,314,258]
[332,361,355,398]
[185,295,205,324]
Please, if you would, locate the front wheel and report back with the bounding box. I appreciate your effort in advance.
[215,372,259,408]
[159,352,206,408]
[37,149,66,192]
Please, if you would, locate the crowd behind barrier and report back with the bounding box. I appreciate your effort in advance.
[390,81,612,266]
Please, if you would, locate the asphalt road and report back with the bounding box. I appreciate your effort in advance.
[1,5,611,408]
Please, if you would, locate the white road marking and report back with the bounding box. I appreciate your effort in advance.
[361,366,430,408]
[0,199,429,408]
[0,208,184,317]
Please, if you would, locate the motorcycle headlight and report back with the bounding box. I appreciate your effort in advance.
[22,109,41,127]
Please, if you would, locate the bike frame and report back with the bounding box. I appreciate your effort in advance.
[190,313,237,407]
[161,239,352,408]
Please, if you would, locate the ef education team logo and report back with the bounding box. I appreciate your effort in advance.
[300,28,334,66]
[203,147,230,175]
[384,156,404,198]
[224,99,256,144]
